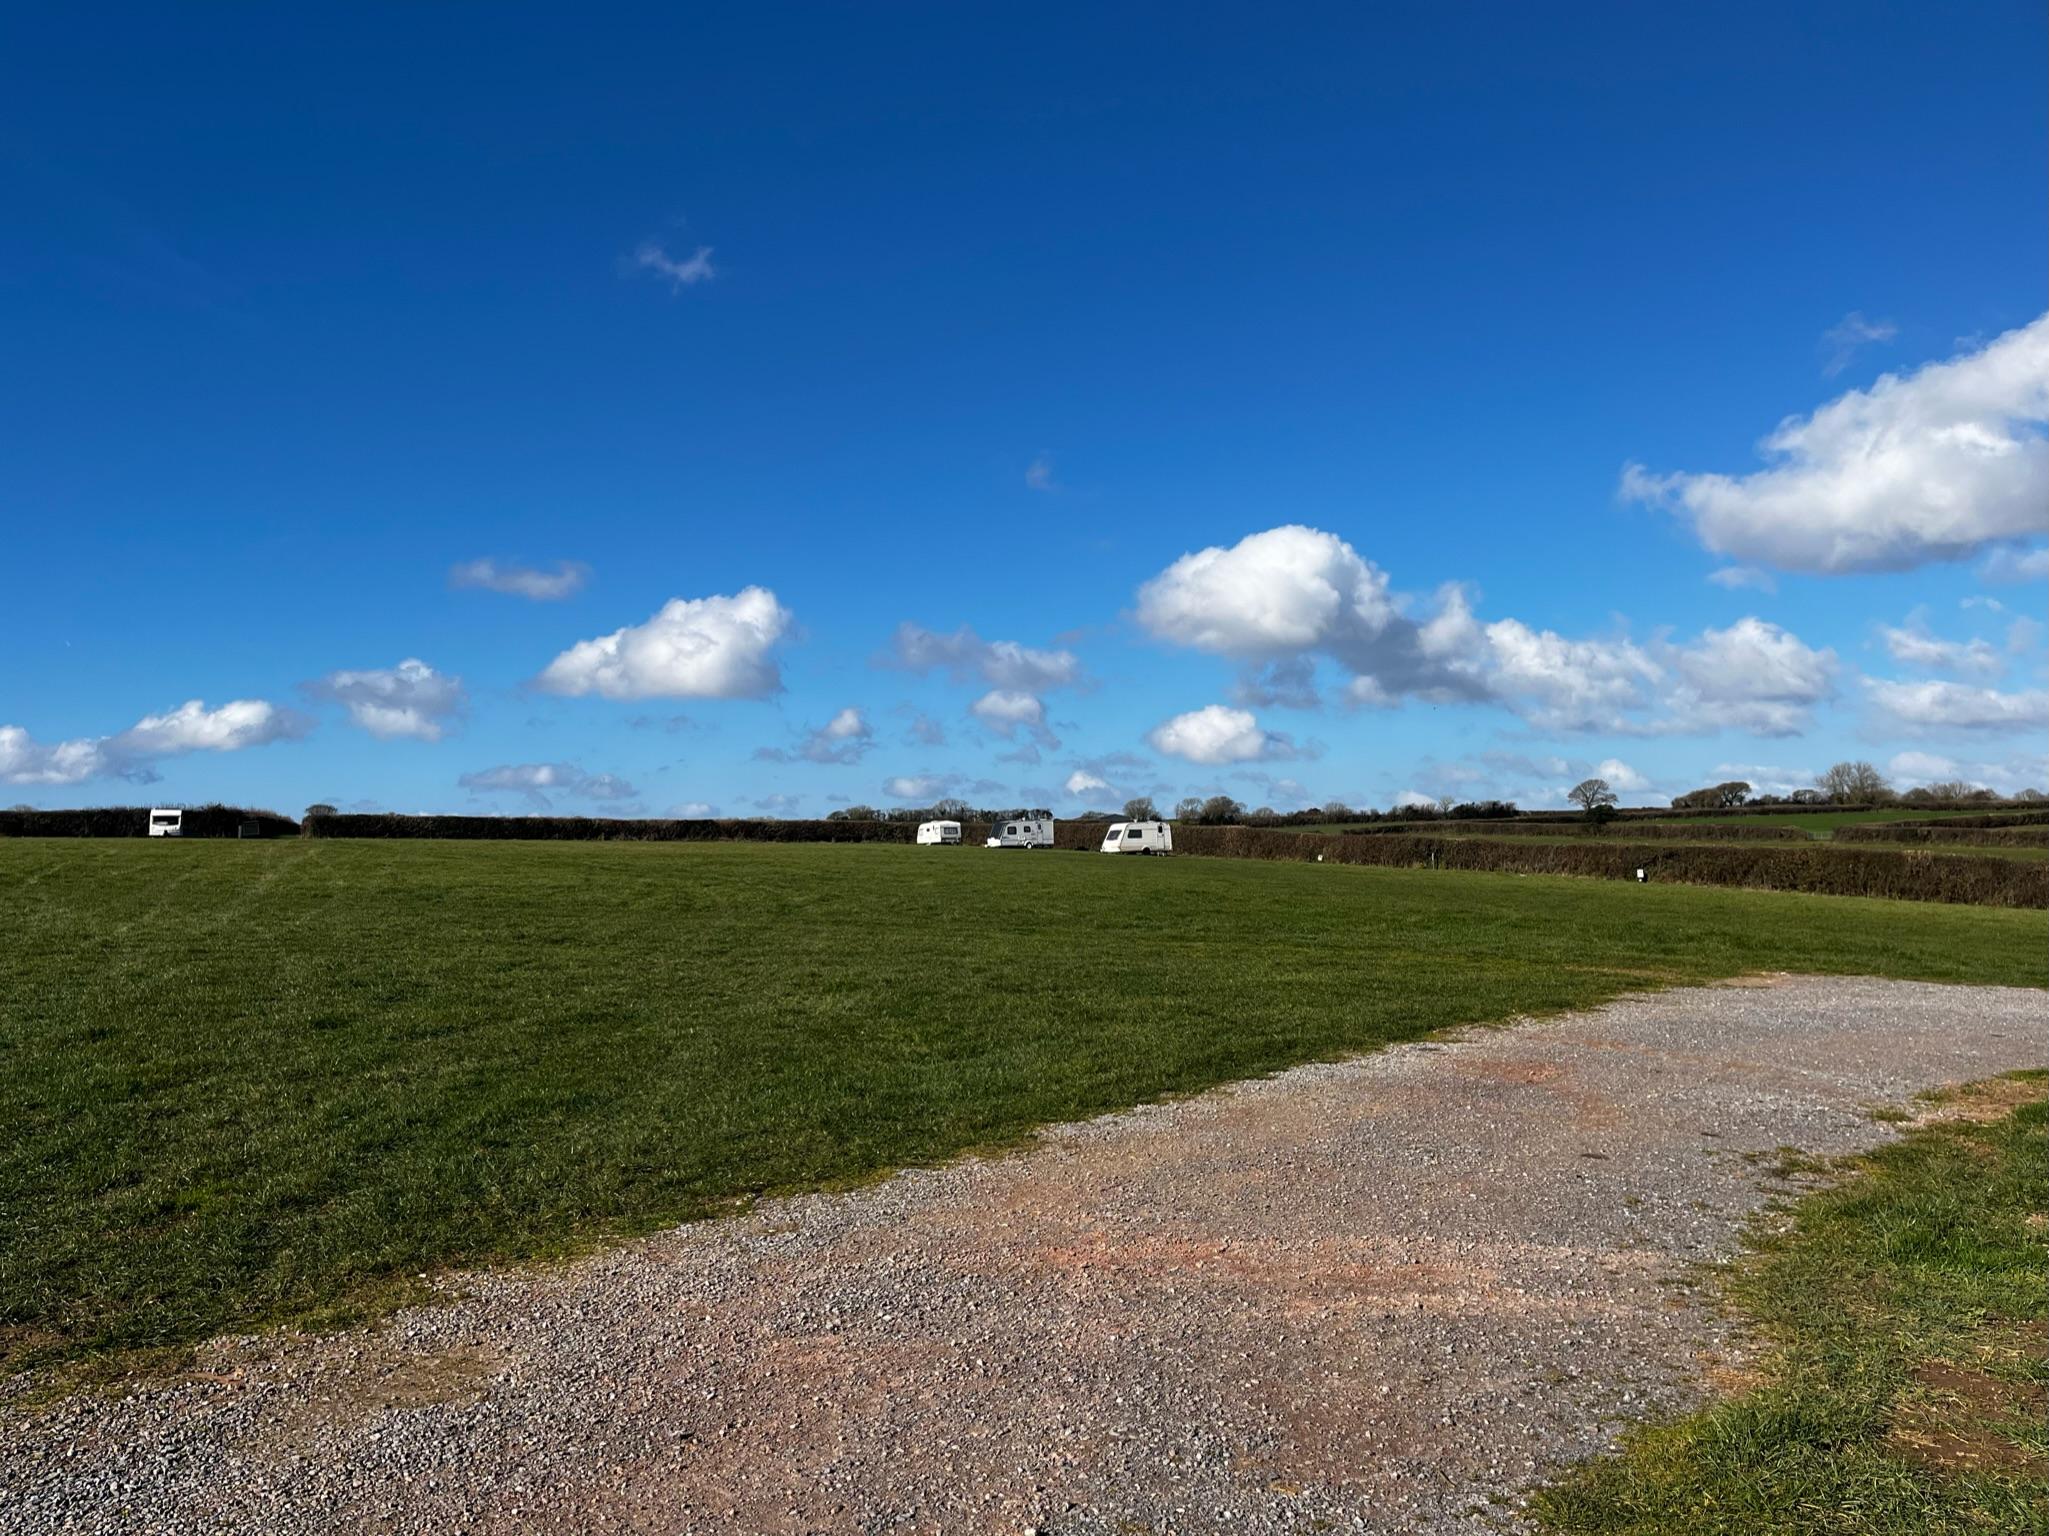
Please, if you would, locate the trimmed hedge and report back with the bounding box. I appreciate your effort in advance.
[301,814,974,843]
[1833,823,2049,847]
[1157,826,2048,908]
[0,805,299,839]
[1338,819,1811,842]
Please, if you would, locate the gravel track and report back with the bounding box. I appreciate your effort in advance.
[4,975,2040,1535]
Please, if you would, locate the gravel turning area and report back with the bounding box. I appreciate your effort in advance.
[5,975,2041,1535]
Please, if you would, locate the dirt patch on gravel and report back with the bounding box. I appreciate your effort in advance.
[1,975,2041,1536]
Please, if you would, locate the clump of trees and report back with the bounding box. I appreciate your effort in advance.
[1672,781,1750,809]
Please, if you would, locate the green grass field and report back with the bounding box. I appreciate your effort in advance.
[1633,807,2007,839]
[3,838,2044,1383]
[1534,1075,2048,1534]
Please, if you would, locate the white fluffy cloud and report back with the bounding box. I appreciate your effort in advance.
[1660,618,1840,737]
[539,587,792,700]
[1623,314,2049,573]
[1595,758,1650,792]
[457,761,638,809]
[450,558,589,601]
[1146,704,1299,765]
[1135,526,1832,734]
[1135,526,1465,701]
[968,688,1061,749]
[1,697,310,786]
[1064,769,1112,797]
[306,658,465,740]
[0,727,109,785]
[1866,679,2048,734]
[887,623,1081,692]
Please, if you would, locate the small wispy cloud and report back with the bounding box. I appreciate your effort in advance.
[1706,565,1776,594]
[630,239,716,290]
[1819,310,1897,377]
[1024,453,1060,493]
[450,558,590,601]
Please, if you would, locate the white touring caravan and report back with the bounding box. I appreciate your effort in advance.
[1099,819,1173,855]
[915,819,962,845]
[147,807,184,838]
[986,816,1055,849]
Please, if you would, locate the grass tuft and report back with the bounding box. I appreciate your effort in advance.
[1531,1080,2049,1534]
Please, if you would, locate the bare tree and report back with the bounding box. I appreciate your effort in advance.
[1816,761,1891,803]
[1173,796,1204,822]
[1568,778,1618,813]
[1199,795,1244,824]
[1122,796,1159,821]
[303,803,337,819]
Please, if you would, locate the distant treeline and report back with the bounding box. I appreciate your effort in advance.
[0,805,299,839]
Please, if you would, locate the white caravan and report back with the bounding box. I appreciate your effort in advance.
[1099,819,1173,854]
[915,819,962,845]
[147,807,184,838]
[986,816,1055,849]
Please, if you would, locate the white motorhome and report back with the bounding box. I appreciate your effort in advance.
[986,816,1055,849]
[147,807,184,838]
[1099,819,1173,854]
[915,819,962,845]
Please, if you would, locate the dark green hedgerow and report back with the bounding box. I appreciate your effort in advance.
[301,813,981,843]
[1128,825,2047,907]
[0,805,298,839]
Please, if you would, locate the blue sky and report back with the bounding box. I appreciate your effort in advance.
[4,3,2044,817]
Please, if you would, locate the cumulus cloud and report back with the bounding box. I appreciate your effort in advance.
[757,706,875,765]
[1865,679,2048,734]
[886,623,1082,693]
[538,587,792,700]
[883,773,952,801]
[1146,704,1301,765]
[305,658,465,740]
[1136,528,1835,736]
[1,697,310,786]
[969,689,1061,750]
[450,558,589,601]
[457,761,639,810]
[111,698,312,759]
[1819,311,1897,377]
[1878,620,2002,677]
[670,800,718,818]
[1595,758,1651,792]
[0,727,110,785]
[630,239,715,289]
[1622,314,2049,573]
[1659,618,1839,737]
[1064,769,1112,797]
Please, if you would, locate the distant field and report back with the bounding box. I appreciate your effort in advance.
[1632,807,2005,839]
[4,839,2044,1382]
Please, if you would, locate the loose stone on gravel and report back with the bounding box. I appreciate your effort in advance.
[0,976,2038,1535]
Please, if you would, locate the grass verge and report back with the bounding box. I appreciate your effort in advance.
[1531,1073,2049,1535]
[3,840,2044,1388]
